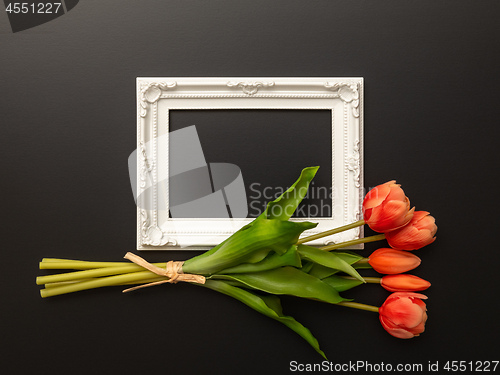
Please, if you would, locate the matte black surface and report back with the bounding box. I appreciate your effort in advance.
[1,1,499,374]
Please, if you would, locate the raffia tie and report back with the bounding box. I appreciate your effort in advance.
[122,252,205,293]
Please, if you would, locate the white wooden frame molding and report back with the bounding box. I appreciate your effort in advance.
[137,77,364,250]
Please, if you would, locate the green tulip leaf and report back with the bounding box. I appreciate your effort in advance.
[333,251,364,264]
[300,261,315,273]
[183,219,316,275]
[307,252,363,279]
[217,245,302,274]
[202,279,326,359]
[213,266,345,304]
[298,245,365,282]
[188,222,253,262]
[321,275,364,292]
[307,264,338,279]
[353,262,373,270]
[258,166,319,221]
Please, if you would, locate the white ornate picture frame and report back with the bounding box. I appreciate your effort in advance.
[137,77,363,250]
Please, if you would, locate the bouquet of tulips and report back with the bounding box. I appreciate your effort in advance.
[37,167,437,358]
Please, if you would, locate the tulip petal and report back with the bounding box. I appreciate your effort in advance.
[363,207,374,221]
[430,224,438,237]
[381,274,431,292]
[411,297,428,311]
[387,297,425,328]
[386,183,406,202]
[363,181,394,209]
[390,292,428,300]
[369,249,421,274]
[367,201,413,232]
[407,310,427,335]
[407,318,426,336]
[386,227,436,250]
[379,315,415,339]
[382,200,412,225]
[411,211,430,222]
[410,229,436,246]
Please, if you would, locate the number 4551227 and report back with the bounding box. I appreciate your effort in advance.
[444,361,499,372]
[5,3,62,14]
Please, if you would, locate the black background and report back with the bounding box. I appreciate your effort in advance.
[169,109,333,218]
[1,1,499,374]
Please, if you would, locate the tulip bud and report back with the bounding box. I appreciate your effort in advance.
[381,274,431,292]
[368,248,421,274]
[385,211,437,250]
[379,292,428,339]
[362,181,414,233]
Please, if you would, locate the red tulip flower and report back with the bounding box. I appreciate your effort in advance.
[385,211,437,250]
[379,292,428,339]
[381,274,431,292]
[368,248,421,274]
[363,181,414,233]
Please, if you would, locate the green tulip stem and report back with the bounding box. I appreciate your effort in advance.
[40,259,136,269]
[341,276,381,284]
[40,271,167,298]
[338,301,379,313]
[355,258,370,265]
[37,262,168,285]
[320,233,386,251]
[296,220,366,245]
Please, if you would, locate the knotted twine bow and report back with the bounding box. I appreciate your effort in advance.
[122,252,205,293]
